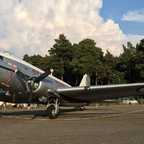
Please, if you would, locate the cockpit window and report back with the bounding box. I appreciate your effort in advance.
[0,55,4,61]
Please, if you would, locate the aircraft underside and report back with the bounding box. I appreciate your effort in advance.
[0,92,90,118]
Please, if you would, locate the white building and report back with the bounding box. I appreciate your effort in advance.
[0,101,3,106]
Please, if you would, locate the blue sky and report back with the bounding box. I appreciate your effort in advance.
[100,0,144,35]
[0,0,144,59]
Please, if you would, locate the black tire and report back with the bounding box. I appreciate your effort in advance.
[46,105,57,119]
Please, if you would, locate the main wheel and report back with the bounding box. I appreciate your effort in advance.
[46,105,57,119]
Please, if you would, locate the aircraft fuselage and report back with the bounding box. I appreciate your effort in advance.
[0,52,71,104]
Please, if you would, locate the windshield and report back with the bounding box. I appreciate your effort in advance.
[0,55,4,61]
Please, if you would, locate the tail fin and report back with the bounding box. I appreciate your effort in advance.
[79,74,90,86]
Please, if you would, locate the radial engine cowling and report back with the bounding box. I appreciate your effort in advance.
[32,80,56,97]
[38,96,48,103]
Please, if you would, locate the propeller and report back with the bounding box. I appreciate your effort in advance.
[16,70,29,81]
[16,70,51,109]
[27,83,32,109]
[34,70,51,83]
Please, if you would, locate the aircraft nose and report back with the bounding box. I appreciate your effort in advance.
[0,58,14,88]
[0,59,5,84]
[0,67,7,87]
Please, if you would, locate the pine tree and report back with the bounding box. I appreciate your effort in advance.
[48,34,74,81]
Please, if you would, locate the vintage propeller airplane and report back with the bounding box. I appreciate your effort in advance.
[0,51,144,119]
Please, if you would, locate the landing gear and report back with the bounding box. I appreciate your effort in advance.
[46,105,57,119]
[46,98,60,119]
[0,102,5,116]
[0,102,5,110]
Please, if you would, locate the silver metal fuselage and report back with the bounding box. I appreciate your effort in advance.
[0,52,71,104]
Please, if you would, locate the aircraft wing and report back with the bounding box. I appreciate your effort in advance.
[57,83,144,102]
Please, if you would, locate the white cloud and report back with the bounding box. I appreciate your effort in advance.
[0,0,143,59]
[127,34,144,45]
[122,9,144,23]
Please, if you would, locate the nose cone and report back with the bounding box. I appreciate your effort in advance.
[0,60,6,85]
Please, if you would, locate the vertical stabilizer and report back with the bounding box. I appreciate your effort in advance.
[79,74,90,86]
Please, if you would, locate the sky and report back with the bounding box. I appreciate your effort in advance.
[0,0,144,59]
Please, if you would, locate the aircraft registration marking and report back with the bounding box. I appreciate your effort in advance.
[55,81,65,87]
[32,69,39,75]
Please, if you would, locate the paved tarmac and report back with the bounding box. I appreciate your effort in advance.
[0,105,144,144]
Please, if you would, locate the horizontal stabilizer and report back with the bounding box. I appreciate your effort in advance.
[79,74,90,86]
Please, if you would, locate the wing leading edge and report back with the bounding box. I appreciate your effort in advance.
[57,83,144,103]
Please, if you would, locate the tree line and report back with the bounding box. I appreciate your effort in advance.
[23,34,144,86]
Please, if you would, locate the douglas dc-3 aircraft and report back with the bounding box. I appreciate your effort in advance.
[0,51,144,119]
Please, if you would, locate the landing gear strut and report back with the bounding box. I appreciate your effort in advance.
[0,102,5,110]
[46,98,60,119]
[0,102,5,116]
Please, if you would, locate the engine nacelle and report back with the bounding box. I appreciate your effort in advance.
[38,96,48,103]
[32,79,57,97]
[32,80,50,96]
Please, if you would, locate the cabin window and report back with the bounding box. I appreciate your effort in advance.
[24,67,28,70]
[0,55,4,61]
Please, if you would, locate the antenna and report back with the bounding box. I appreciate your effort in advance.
[3,51,11,55]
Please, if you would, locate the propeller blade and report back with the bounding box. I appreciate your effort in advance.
[27,85,32,109]
[16,70,29,81]
[34,70,51,83]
